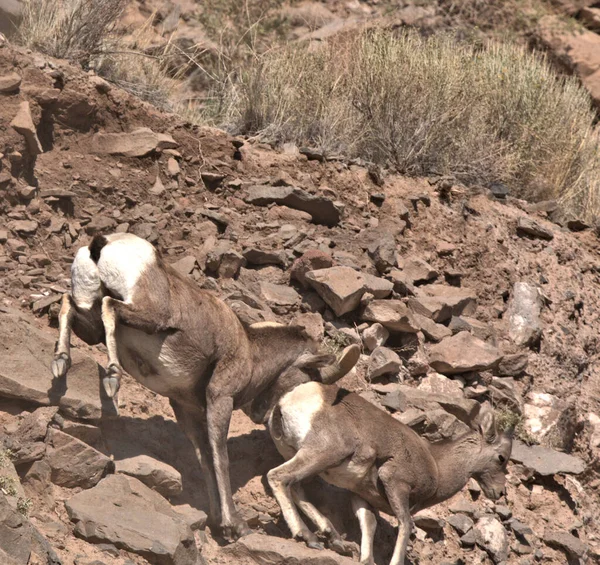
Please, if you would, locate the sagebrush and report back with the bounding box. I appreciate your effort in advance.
[18,0,127,63]
[217,30,600,221]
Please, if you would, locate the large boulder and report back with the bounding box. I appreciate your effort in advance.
[0,309,116,420]
[65,474,200,565]
[305,267,365,316]
[505,282,543,347]
[361,300,419,333]
[522,392,577,451]
[45,428,113,489]
[428,332,502,375]
[510,440,585,476]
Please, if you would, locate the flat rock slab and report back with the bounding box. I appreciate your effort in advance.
[0,309,116,420]
[65,474,199,565]
[510,441,585,476]
[306,266,365,316]
[361,300,419,333]
[46,428,112,489]
[115,454,182,498]
[89,127,177,158]
[410,285,477,323]
[428,331,502,375]
[245,185,340,226]
[227,533,356,565]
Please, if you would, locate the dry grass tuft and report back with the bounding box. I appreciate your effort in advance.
[218,29,600,221]
[18,0,127,63]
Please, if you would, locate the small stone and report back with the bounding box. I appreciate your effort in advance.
[362,273,394,299]
[243,247,286,267]
[10,219,38,235]
[474,516,509,563]
[543,530,588,559]
[495,505,512,521]
[505,282,543,347]
[517,217,554,240]
[167,157,180,177]
[369,346,402,379]
[115,454,183,498]
[290,250,334,288]
[399,256,438,285]
[305,266,365,316]
[10,101,43,155]
[448,514,474,535]
[361,323,389,352]
[170,255,196,276]
[0,72,22,93]
[89,75,111,93]
[361,300,419,333]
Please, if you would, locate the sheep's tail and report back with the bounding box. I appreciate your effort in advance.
[89,235,108,263]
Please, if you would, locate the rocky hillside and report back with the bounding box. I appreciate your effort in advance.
[1,34,600,565]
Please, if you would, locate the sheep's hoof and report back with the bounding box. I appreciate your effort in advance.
[222,520,252,542]
[51,353,71,379]
[328,537,358,556]
[103,366,121,399]
[297,529,323,551]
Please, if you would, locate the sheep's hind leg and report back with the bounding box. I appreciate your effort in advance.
[351,494,377,565]
[52,294,75,379]
[267,448,348,550]
[292,484,357,556]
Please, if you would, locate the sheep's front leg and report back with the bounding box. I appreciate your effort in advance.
[379,468,412,565]
[351,494,377,565]
[52,294,75,378]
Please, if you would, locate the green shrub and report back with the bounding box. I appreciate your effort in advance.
[219,29,600,221]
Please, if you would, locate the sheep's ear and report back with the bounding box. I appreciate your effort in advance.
[296,353,336,369]
[477,402,498,444]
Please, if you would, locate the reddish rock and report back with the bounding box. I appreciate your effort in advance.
[305,266,365,316]
[429,332,502,375]
[290,250,334,288]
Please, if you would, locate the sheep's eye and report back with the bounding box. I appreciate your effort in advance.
[498,455,506,464]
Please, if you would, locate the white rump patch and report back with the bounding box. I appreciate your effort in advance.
[250,321,286,328]
[278,381,325,449]
[97,233,156,303]
[71,246,102,309]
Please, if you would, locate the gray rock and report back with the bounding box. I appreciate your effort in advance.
[448,513,474,535]
[413,511,444,534]
[305,267,365,316]
[245,185,340,226]
[517,217,554,240]
[3,406,57,465]
[505,282,543,347]
[65,474,199,565]
[361,300,419,333]
[417,373,463,398]
[509,519,533,538]
[497,353,529,376]
[173,505,207,532]
[206,241,245,279]
[474,516,509,563]
[243,247,286,267]
[9,220,38,235]
[227,533,355,564]
[46,428,112,489]
[494,505,512,521]
[115,454,182,498]
[449,316,492,340]
[460,529,477,547]
[361,323,389,352]
[369,347,402,379]
[510,440,585,475]
[0,309,116,420]
[543,530,588,559]
[522,391,577,451]
[258,282,300,313]
[0,492,61,565]
[429,332,503,375]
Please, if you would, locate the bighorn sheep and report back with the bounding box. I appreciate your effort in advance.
[51,232,358,540]
[251,360,513,564]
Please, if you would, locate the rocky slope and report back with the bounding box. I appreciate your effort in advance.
[1,37,600,565]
